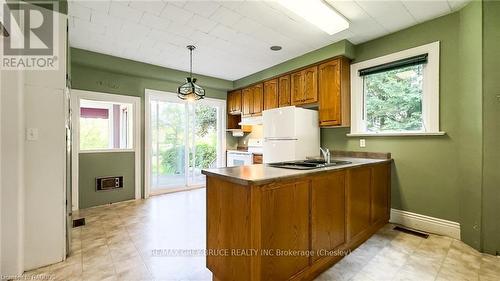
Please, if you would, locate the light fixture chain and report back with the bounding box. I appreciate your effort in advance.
[189,47,193,78]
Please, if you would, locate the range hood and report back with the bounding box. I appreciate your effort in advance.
[239,116,263,126]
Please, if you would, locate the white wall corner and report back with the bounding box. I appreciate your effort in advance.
[390,208,461,240]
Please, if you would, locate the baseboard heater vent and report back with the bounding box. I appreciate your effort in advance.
[96,176,123,191]
[394,226,429,239]
[73,218,85,228]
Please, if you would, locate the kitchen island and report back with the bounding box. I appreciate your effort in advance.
[202,152,392,281]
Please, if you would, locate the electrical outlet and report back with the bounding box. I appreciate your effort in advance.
[359,139,366,148]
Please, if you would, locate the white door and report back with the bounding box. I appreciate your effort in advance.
[146,90,226,195]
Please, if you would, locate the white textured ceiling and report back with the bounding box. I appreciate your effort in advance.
[68,0,471,80]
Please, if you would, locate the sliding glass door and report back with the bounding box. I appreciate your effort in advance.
[148,91,225,194]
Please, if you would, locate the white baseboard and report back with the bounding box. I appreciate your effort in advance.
[390,209,461,240]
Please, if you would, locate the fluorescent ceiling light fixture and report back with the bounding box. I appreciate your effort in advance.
[278,0,349,35]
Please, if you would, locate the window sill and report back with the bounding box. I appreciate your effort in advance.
[347,132,446,137]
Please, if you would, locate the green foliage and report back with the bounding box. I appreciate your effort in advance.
[80,118,109,150]
[365,65,423,132]
[160,146,185,174]
[159,144,216,175]
[155,102,218,176]
[192,143,217,169]
[195,105,217,137]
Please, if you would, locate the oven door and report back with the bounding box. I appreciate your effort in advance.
[227,152,253,167]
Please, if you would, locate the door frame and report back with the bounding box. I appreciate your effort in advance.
[71,89,141,211]
[144,89,226,198]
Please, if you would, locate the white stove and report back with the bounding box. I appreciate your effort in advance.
[226,139,263,167]
[247,138,263,154]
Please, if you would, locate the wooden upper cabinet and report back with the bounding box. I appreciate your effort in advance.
[227,90,242,115]
[263,79,279,111]
[241,84,264,117]
[237,56,350,125]
[291,66,318,105]
[278,75,291,107]
[318,61,341,125]
[318,57,351,127]
[252,83,264,116]
[242,87,253,117]
[303,66,318,104]
[290,71,303,105]
[311,171,346,262]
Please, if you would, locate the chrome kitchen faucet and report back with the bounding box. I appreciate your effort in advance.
[320,147,331,164]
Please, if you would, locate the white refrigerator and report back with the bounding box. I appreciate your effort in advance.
[263,106,320,163]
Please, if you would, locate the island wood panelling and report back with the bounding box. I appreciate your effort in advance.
[206,162,391,281]
[226,56,351,127]
[311,171,346,263]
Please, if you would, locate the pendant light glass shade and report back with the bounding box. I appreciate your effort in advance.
[177,45,205,101]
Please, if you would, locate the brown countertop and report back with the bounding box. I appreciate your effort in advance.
[202,156,391,186]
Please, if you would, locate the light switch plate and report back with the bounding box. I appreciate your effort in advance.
[26,128,38,141]
[360,139,366,148]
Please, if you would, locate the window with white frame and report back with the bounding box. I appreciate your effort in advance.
[350,42,442,136]
[79,99,134,150]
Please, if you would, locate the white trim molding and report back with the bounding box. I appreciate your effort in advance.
[350,41,441,136]
[144,89,226,198]
[347,132,446,137]
[390,209,461,240]
[71,90,142,210]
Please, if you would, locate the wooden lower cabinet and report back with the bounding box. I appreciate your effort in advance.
[347,167,372,241]
[261,181,310,280]
[311,171,346,262]
[371,163,391,225]
[206,162,391,281]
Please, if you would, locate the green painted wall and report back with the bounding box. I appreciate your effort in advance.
[233,40,355,89]
[72,48,232,208]
[457,1,483,250]
[481,0,500,255]
[79,152,135,209]
[323,13,463,225]
[320,8,491,250]
[71,2,500,252]
[232,11,467,226]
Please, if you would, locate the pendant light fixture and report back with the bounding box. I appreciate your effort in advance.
[177,45,205,101]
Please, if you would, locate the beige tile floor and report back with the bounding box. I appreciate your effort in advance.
[20,189,500,281]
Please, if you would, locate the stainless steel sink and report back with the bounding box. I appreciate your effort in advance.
[268,159,352,170]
